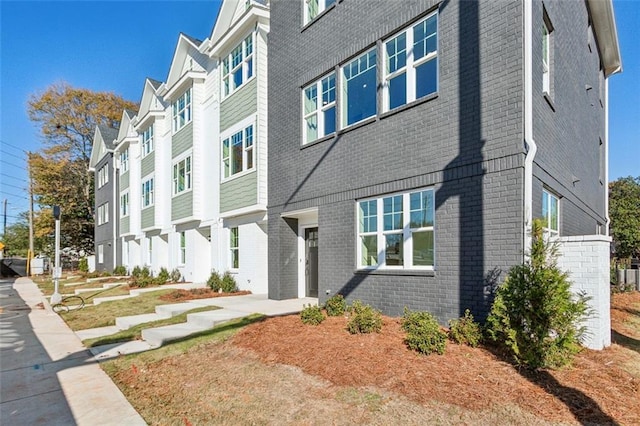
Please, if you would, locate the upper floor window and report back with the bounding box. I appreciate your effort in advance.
[120,192,129,217]
[542,189,559,237]
[383,12,438,111]
[222,35,254,97]
[542,9,553,95]
[173,155,192,195]
[303,72,336,144]
[142,177,154,208]
[142,125,154,156]
[119,149,129,174]
[303,0,336,25]
[222,123,254,179]
[97,202,109,225]
[97,164,109,188]
[357,188,435,269]
[172,88,192,133]
[341,49,377,127]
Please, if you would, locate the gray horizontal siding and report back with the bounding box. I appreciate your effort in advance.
[141,152,155,178]
[120,171,130,190]
[220,171,257,213]
[141,207,155,229]
[172,122,193,158]
[220,78,257,132]
[172,191,194,221]
[120,216,130,234]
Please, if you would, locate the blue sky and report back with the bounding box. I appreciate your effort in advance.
[1,0,638,228]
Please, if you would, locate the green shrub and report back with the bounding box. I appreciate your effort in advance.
[402,308,447,355]
[155,267,170,285]
[78,257,88,273]
[346,300,382,334]
[131,276,152,288]
[221,271,238,293]
[113,265,127,276]
[485,219,591,369]
[301,304,325,325]
[325,294,347,316]
[170,268,182,283]
[448,309,482,347]
[101,270,112,277]
[207,270,223,291]
[140,266,151,278]
[131,266,142,278]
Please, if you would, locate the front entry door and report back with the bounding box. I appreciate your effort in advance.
[305,228,318,297]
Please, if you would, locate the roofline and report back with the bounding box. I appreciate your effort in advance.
[586,0,622,77]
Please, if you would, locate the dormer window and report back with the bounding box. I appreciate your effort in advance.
[172,88,192,133]
[222,34,254,97]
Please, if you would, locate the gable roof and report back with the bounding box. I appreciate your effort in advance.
[136,77,165,128]
[116,109,137,146]
[163,33,208,96]
[89,124,118,171]
[205,0,269,56]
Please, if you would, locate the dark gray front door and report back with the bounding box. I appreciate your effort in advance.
[305,227,318,297]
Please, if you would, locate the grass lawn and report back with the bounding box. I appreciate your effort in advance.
[60,289,177,331]
[102,292,640,425]
[82,306,220,347]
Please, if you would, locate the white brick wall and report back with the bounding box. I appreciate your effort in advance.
[556,235,611,350]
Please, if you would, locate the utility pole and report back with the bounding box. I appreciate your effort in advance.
[51,206,62,305]
[3,198,6,238]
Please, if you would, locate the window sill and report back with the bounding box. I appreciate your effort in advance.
[221,168,257,184]
[355,268,435,277]
[380,92,439,120]
[301,2,336,33]
[172,120,193,136]
[543,92,555,112]
[301,133,335,149]
[337,116,376,136]
[172,188,194,197]
[221,75,256,102]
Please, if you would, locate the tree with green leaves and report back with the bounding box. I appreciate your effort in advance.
[27,82,137,253]
[609,176,640,259]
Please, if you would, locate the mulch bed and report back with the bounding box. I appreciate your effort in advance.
[233,293,640,425]
[159,289,251,302]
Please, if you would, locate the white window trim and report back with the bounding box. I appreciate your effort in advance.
[221,115,256,182]
[230,227,239,270]
[147,237,153,266]
[340,47,377,129]
[542,188,560,237]
[356,188,435,271]
[172,88,192,133]
[302,71,336,144]
[179,231,186,266]
[141,124,154,157]
[172,152,193,196]
[97,165,109,188]
[97,202,109,226]
[141,175,155,209]
[542,9,553,95]
[120,191,129,218]
[98,244,104,264]
[303,0,336,25]
[221,33,255,99]
[119,149,129,174]
[382,11,438,112]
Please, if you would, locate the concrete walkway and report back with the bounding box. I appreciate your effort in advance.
[0,277,146,425]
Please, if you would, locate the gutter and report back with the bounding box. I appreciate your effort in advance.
[523,0,537,257]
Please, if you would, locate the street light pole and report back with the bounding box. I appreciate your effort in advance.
[51,206,62,305]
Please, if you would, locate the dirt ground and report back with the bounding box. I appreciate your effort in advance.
[111,292,640,425]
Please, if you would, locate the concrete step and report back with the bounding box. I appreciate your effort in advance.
[155,301,209,318]
[186,309,247,328]
[89,340,157,361]
[93,295,135,305]
[141,322,210,346]
[74,283,123,295]
[115,313,162,330]
[75,326,121,341]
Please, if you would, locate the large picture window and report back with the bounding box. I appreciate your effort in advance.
[357,188,435,269]
[383,12,438,111]
[142,177,154,208]
[341,49,377,127]
[172,88,192,133]
[303,72,336,144]
[222,124,254,179]
[142,125,154,156]
[222,35,254,97]
[542,189,559,236]
[172,155,192,195]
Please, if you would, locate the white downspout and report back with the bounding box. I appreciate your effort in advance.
[523,0,537,257]
[604,77,610,236]
[113,150,119,270]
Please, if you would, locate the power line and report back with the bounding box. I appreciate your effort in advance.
[0,159,28,171]
[0,150,26,161]
[0,191,29,200]
[0,173,28,183]
[0,139,29,153]
[2,182,27,191]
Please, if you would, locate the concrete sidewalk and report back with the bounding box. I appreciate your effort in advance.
[0,277,146,425]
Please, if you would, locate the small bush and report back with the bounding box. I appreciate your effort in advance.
[131,266,142,278]
[155,267,170,285]
[113,265,127,276]
[402,308,447,355]
[448,309,482,347]
[207,270,223,292]
[346,300,382,334]
[101,270,112,277]
[170,268,182,283]
[140,266,151,278]
[86,271,100,279]
[221,272,238,293]
[325,294,347,316]
[131,276,153,288]
[301,304,325,325]
[78,257,88,273]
